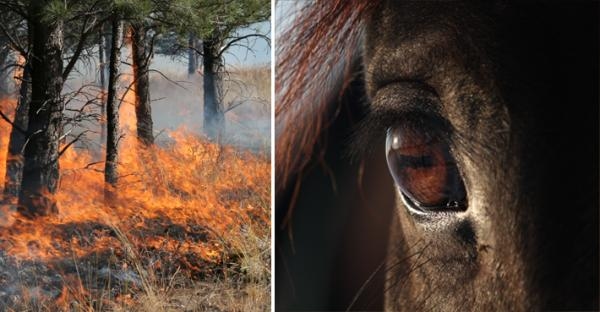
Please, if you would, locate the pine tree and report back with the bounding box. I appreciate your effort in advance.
[18,0,66,216]
[104,15,124,198]
[130,21,154,146]
[197,0,269,141]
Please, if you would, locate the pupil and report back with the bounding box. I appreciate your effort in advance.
[397,155,434,168]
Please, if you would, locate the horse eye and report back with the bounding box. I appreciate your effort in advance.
[385,127,467,213]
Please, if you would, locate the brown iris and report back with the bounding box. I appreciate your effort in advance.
[386,127,467,212]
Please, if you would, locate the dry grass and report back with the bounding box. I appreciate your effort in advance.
[221,66,271,156]
[5,199,270,312]
[105,217,270,312]
[112,221,270,312]
[223,66,270,114]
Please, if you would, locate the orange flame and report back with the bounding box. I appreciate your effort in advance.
[0,80,270,267]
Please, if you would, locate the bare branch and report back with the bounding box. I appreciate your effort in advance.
[0,108,27,135]
[63,15,99,80]
[0,1,28,20]
[148,69,189,90]
[0,22,27,57]
[154,128,166,140]
[84,161,104,169]
[21,129,42,154]
[58,130,91,158]
[217,33,270,59]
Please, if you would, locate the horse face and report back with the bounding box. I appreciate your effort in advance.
[363,2,598,310]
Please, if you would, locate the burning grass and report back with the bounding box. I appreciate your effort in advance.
[0,97,270,311]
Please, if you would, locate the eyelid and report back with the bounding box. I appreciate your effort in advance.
[372,81,441,114]
[347,105,453,161]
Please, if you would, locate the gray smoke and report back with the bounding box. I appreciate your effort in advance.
[62,47,271,155]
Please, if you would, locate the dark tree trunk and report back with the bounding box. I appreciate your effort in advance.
[202,38,224,141]
[3,62,31,201]
[130,23,153,146]
[99,24,107,144]
[18,2,64,217]
[104,17,123,196]
[104,26,112,69]
[188,33,197,76]
[99,25,107,89]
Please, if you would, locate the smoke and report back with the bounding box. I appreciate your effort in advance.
[149,54,271,154]
[63,48,271,155]
[0,51,20,97]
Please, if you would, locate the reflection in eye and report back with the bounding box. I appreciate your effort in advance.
[386,127,467,213]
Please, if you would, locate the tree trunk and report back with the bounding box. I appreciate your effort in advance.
[188,33,197,76]
[104,26,112,70]
[99,24,107,144]
[202,38,224,141]
[104,17,123,198]
[131,23,154,146]
[99,26,107,90]
[18,2,64,217]
[3,62,30,202]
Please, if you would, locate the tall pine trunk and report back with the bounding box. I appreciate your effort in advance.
[104,17,123,198]
[99,25,107,90]
[188,33,197,76]
[130,23,153,146]
[202,38,224,141]
[3,62,31,201]
[18,2,64,217]
[99,24,107,144]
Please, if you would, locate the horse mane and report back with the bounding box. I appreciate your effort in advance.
[275,0,378,190]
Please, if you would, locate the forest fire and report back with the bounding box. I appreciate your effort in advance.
[0,90,270,308]
[0,0,271,309]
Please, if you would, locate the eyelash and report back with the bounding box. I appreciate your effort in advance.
[347,106,453,161]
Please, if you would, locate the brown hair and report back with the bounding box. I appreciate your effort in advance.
[275,0,379,190]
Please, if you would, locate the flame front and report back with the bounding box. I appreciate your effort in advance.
[0,79,270,300]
